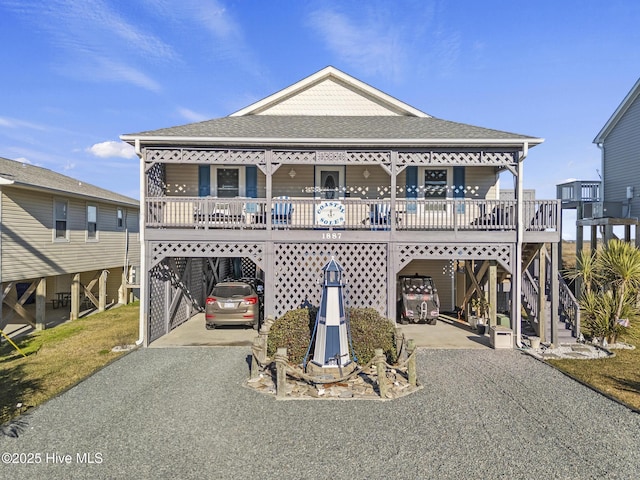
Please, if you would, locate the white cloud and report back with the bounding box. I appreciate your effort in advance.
[14,157,32,164]
[63,162,76,171]
[307,8,407,81]
[0,116,49,131]
[87,141,136,159]
[178,107,209,123]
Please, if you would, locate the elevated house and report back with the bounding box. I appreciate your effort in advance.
[122,66,572,347]
[558,77,640,257]
[0,156,140,333]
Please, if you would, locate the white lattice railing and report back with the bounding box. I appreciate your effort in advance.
[145,197,560,232]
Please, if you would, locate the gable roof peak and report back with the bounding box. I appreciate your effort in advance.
[230,66,430,118]
[593,77,640,143]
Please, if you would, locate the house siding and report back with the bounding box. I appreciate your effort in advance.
[603,94,640,215]
[1,188,140,283]
[257,78,405,116]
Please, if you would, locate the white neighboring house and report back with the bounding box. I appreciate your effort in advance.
[0,156,140,332]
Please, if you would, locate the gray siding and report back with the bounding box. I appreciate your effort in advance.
[163,164,499,200]
[1,188,140,283]
[603,93,640,215]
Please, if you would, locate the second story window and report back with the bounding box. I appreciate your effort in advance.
[87,205,97,240]
[423,169,448,199]
[54,200,68,240]
[117,208,124,229]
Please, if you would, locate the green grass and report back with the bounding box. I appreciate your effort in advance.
[547,338,640,411]
[0,302,139,424]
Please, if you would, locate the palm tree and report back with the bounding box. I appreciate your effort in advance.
[569,240,640,343]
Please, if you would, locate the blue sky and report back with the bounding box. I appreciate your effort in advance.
[1,0,639,238]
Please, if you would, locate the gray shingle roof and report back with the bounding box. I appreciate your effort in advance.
[0,157,138,207]
[123,115,540,143]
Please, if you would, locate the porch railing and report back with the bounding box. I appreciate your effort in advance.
[145,197,560,232]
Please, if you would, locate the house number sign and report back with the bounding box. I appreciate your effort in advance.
[315,201,345,226]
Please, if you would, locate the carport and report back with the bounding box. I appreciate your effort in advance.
[148,312,491,349]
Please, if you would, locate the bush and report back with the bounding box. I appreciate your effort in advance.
[267,306,397,366]
[267,308,314,364]
[348,307,397,364]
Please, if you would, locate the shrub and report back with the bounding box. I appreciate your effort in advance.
[348,307,397,364]
[267,308,314,364]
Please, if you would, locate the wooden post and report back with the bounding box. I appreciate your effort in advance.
[71,273,81,320]
[538,248,546,343]
[488,261,497,328]
[250,337,261,379]
[407,339,417,387]
[98,270,108,312]
[550,241,560,347]
[374,348,388,398]
[35,277,47,331]
[275,347,287,398]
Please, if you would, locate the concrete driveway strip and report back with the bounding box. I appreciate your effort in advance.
[1,348,639,479]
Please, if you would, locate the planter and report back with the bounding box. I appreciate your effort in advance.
[529,336,541,349]
[477,324,487,335]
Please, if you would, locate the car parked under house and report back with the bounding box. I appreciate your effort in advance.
[122,66,575,347]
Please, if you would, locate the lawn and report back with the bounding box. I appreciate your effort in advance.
[0,303,139,425]
[547,339,640,411]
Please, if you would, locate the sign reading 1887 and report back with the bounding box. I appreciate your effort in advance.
[315,201,346,227]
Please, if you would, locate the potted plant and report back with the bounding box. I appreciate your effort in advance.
[471,296,490,334]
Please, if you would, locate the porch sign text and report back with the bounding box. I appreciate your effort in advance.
[315,201,346,226]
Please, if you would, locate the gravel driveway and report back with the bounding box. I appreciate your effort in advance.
[1,347,639,479]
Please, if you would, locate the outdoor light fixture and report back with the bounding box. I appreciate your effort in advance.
[288,168,296,178]
[362,168,370,179]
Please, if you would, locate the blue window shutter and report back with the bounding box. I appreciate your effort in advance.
[198,166,210,197]
[245,166,257,198]
[453,167,465,198]
[406,166,418,213]
[453,166,465,213]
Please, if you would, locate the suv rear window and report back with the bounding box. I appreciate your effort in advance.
[212,285,252,297]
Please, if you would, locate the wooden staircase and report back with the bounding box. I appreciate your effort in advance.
[521,246,580,344]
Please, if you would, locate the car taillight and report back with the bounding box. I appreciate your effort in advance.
[243,297,258,305]
[206,297,216,305]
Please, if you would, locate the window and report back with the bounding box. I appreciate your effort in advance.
[87,205,97,240]
[54,200,68,240]
[423,169,448,199]
[212,167,245,198]
[117,208,124,229]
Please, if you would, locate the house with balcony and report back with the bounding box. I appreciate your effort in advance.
[0,156,140,335]
[558,77,640,257]
[122,66,570,347]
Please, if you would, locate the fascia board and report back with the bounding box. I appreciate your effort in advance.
[121,134,543,148]
[593,78,640,144]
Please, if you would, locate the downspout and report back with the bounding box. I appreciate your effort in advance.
[135,138,146,347]
[514,142,528,348]
[596,142,604,202]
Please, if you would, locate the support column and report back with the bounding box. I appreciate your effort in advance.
[488,261,497,328]
[590,225,598,254]
[99,270,108,312]
[575,223,584,299]
[537,248,546,343]
[71,273,80,321]
[625,225,631,243]
[550,241,559,347]
[35,277,47,331]
[388,244,396,323]
[604,225,614,245]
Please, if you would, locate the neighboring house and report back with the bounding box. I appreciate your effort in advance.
[0,156,140,332]
[122,66,570,347]
[557,77,640,254]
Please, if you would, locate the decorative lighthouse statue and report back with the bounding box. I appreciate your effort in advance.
[311,257,352,369]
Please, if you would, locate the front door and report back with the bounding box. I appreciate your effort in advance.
[315,166,345,200]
